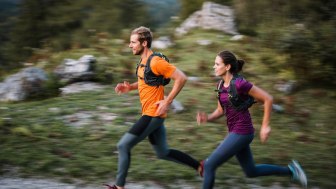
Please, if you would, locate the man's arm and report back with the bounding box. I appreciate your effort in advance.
[155,68,187,116]
[115,81,138,95]
[165,68,187,103]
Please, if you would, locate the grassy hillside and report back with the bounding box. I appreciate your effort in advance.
[0,30,335,188]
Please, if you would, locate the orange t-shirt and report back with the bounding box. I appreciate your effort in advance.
[137,54,176,118]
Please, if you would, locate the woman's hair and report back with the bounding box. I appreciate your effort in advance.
[131,26,153,48]
[217,50,245,74]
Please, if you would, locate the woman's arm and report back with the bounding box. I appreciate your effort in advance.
[248,85,273,143]
[197,101,225,125]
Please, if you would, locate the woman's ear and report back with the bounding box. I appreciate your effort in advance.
[226,64,231,71]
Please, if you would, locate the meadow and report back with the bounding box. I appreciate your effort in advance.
[1,30,335,188]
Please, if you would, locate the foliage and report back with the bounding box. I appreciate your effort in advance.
[178,0,204,20]
[276,25,313,81]
[23,72,63,101]
[233,0,336,84]
[139,0,180,28]
[0,0,150,70]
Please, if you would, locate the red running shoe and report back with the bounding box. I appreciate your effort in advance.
[199,160,204,177]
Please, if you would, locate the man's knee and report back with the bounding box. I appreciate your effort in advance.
[155,149,169,159]
[117,141,124,151]
[117,133,137,151]
[117,139,131,152]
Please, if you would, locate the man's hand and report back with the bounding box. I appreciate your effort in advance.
[155,99,171,116]
[115,81,131,95]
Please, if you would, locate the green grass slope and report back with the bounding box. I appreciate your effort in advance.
[0,30,335,188]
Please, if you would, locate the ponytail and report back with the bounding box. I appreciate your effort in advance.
[217,50,245,74]
[236,59,245,73]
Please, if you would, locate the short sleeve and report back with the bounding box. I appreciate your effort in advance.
[150,56,176,78]
[235,78,253,95]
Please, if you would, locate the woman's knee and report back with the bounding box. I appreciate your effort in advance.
[204,159,216,172]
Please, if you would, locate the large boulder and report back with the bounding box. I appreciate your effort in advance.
[0,67,48,102]
[176,2,238,36]
[54,55,96,84]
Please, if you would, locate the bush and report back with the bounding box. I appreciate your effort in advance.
[275,24,335,84]
[26,72,63,100]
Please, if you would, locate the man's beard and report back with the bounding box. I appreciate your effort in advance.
[134,47,144,55]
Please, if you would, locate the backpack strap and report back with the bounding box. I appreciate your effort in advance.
[135,52,171,86]
[228,75,239,101]
[145,53,157,72]
[135,53,161,80]
[228,74,256,111]
[215,79,226,111]
[135,59,144,78]
[215,79,224,99]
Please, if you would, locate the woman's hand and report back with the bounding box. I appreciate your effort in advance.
[260,125,271,143]
[196,111,208,125]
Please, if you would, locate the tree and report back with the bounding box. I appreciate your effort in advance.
[1,0,150,69]
[4,0,48,65]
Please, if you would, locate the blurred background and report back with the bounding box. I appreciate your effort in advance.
[0,0,335,189]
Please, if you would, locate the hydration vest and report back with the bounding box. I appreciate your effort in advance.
[216,74,256,111]
[135,52,171,87]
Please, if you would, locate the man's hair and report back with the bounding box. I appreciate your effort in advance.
[131,26,153,48]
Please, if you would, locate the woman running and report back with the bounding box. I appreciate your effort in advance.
[196,50,307,189]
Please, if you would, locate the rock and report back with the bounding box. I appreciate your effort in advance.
[272,104,285,113]
[59,82,105,95]
[274,80,296,94]
[230,34,245,41]
[176,2,238,36]
[0,67,48,102]
[170,99,184,113]
[54,55,96,84]
[152,36,173,49]
[196,39,212,46]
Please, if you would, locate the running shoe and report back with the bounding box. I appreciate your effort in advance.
[103,184,118,189]
[288,160,307,188]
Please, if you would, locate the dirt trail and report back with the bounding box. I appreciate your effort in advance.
[0,176,316,189]
[0,176,166,189]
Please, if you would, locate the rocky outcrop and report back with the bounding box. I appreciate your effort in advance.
[176,2,238,36]
[0,55,99,102]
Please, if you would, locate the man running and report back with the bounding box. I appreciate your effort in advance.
[105,26,201,189]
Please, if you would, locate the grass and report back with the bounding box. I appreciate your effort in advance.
[0,30,335,188]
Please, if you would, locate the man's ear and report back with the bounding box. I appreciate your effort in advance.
[142,40,147,47]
